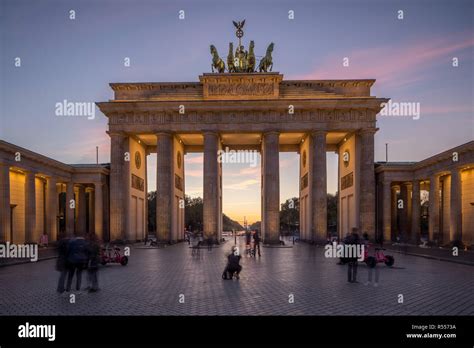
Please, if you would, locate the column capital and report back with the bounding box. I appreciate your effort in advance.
[202,130,219,137]
[311,130,327,137]
[107,131,126,138]
[263,130,280,137]
[156,131,173,138]
[358,128,378,135]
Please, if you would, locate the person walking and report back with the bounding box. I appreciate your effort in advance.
[253,229,261,257]
[347,228,360,283]
[56,237,70,293]
[66,235,88,292]
[86,233,100,293]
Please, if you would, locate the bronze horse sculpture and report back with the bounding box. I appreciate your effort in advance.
[227,42,236,73]
[258,42,274,72]
[247,40,256,72]
[210,45,226,73]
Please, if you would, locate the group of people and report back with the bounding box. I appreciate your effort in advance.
[56,233,101,293]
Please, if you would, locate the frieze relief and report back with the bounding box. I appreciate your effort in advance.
[108,109,376,125]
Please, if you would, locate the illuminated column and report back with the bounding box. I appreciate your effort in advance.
[24,171,36,243]
[0,163,11,242]
[94,182,103,240]
[65,182,75,237]
[359,129,376,238]
[311,130,327,242]
[77,185,87,235]
[391,185,399,241]
[382,180,392,242]
[203,131,219,243]
[429,175,440,241]
[109,132,126,240]
[411,180,421,243]
[450,168,462,242]
[46,177,58,241]
[262,131,280,244]
[156,132,173,242]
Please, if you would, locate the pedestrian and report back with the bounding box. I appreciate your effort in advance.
[253,229,261,257]
[347,228,360,283]
[39,232,49,248]
[66,235,88,292]
[56,237,70,293]
[86,233,100,293]
[222,246,242,280]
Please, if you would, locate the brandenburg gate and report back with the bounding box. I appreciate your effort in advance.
[97,72,387,244]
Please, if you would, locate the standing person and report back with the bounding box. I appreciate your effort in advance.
[253,229,261,257]
[86,233,100,293]
[39,232,49,248]
[56,237,70,294]
[66,235,88,292]
[347,228,360,283]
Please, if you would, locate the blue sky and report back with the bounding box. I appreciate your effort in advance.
[1,0,473,224]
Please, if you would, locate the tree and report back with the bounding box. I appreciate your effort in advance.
[280,197,299,235]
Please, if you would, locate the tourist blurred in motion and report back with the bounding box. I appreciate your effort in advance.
[56,236,70,294]
[65,235,88,292]
[86,233,100,293]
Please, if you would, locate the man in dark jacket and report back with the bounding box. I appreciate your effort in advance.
[86,233,100,292]
[66,236,88,291]
[253,229,261,257]
[347,228,360,283]
[56,237,70,293]
[222,246,242,280]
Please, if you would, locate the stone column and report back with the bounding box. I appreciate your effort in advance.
[46,177,58,241]
[156,132,173,242]
[359,129,376,238]
[391,185,399,241]
[382,180,392,242]
[65,182,75,236]
[311,131,327,242]
[109,132,125,240]
[450,168,462,242]
[429,175,440,241]
[262,131,280,244]
[411,180,421,243]
[0,164,11,242]
[77,185,87,235]
[24,171,36,243]
[94,182,103,241]
[399,183,409,242]
[203,132,219,243]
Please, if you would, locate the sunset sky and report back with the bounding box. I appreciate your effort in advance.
[1,0,473,225]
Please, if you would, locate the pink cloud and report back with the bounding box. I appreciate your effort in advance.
[292,32,474,90]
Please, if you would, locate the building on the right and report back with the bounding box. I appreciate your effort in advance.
[375,141,474,247]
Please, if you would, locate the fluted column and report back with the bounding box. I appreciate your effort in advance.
[109,132,126,240]
[411,180,421,243]
[203,132,219,242]
[399,183,410,242]
[429,175,440,241]
[311,131,327,242]
[0,164,11,242]
[24,171,36,243]
[450,168,462,242]
[262,131,280,244]
[391,185,399,241]
[382,180,392,242]
[77,185,86,235]
[156,132,173,242]
[46,177,58,241]
[359,129,376,238]
[65,182,75,236]
[94,182,103,240]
